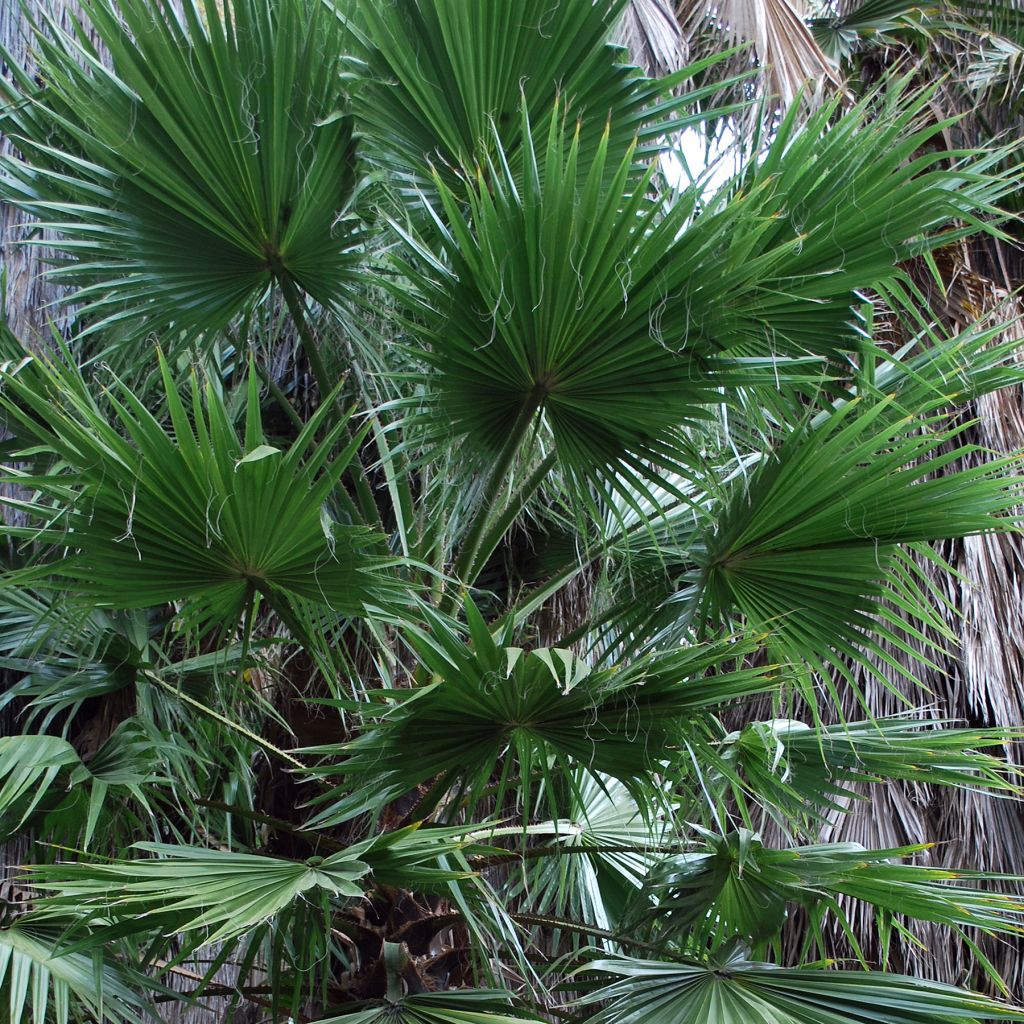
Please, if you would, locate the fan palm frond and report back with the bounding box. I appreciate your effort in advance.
[512,770,666,936]
[0,351,403,634]
[313,988,543,1024]
[31,825,480,953]
[0,720,167,845]
[687,399,1020,692]
[576,946,1024,1023]
[302,601,780,826]
[352,0,726,185]
[33,843,371,946]
[702,82,1015,361]
[645,830,1024,951]
[0,0,363,344]
[720,716,1022,826]
[0,922,150,1024]
[390,108,813,504]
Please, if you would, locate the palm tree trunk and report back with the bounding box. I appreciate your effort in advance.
[0,0,79,343]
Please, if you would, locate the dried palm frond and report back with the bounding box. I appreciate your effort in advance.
[812,297,1024,992]
[615,0,688,76]
[678,0,846,106]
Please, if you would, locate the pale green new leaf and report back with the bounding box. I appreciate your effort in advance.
[0,721,163,846]
[511,771,666,936]
[0,922,149,1024]
[0,735,80,839]
[32,842,371,947]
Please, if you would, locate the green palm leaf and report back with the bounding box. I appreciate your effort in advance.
[391,110,794,501]
[0,722,165,846]
[313,988,543,1024]
[34,842,371,946]
[646,830,1024,948]
[720,716,1022,820]
[0,352,401,632]
[0,0,363,338]
[393,80,1012,505]
[0,735,81,839]
[511,770,666,935]
[352,0,732,183]
[30,826,481,955]
[701,82,1015,359]
[302,600,780,825]
[576,947,1024,1023]
[689,399,1020,687]
[0,922,150,1024]
[861,318,1024,419]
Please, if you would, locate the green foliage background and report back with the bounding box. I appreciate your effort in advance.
[1,1,1024,1022]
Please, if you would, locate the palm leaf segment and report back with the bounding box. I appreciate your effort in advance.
[31,826,477,951]
[577,947,1024,1024]
[313,989,543,1024]
[720,716,1023,820]
[645,829,1024,949]
[303,600,779,825]
[0,723,164,846]
[690,399,1021,684]
[0,353,400,631]
[0,0,362,337]
[0,922,149,1024]
[353,0,716,183]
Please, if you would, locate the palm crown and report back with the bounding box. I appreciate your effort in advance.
[1,1,1024,1023]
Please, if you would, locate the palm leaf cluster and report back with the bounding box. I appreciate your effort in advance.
[0,0,1023,1022]
[683,0,1024,989]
